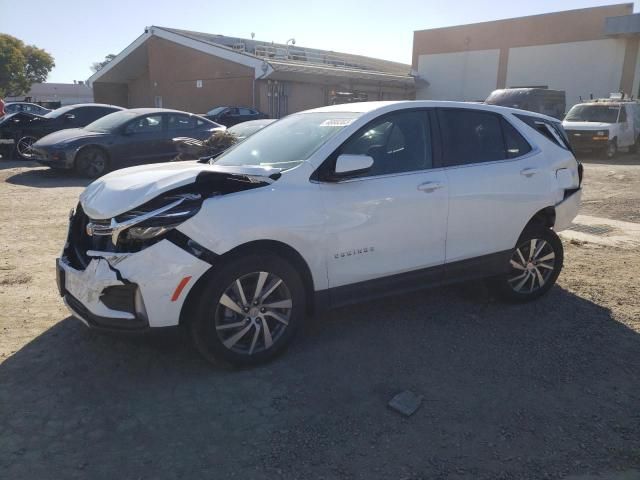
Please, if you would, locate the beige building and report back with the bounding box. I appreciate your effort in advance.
[89,26,415,117]
[412,3,640,108]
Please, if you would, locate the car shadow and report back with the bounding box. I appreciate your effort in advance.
[4,166,91,188]
[1,284,639,478]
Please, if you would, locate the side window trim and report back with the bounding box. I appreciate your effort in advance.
[314,108,436,182]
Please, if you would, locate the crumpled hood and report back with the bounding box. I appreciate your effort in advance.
[562,121,612,131]
[34,128,107,147]
[80,161,280,219]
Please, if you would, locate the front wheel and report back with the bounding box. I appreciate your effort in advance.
[605,139,618,159]
[15,135,38,160]
[190,254,306,367]
[494,228,564,302]
[75,147,108,178]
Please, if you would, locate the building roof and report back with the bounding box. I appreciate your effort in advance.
[88,26,414,88]
[160,27,412,76]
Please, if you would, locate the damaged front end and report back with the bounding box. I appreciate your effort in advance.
[57,168,277,330]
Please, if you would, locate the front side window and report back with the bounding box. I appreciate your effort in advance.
[125,114,163,134]
[439,110,506,166]
[339,110,432,176]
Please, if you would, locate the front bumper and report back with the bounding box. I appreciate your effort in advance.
[566,131,609,151]
[32,147,74,169]
[57,238,212,331]
[554,188,582,232]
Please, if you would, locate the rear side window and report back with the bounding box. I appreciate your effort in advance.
[168,114,194,130]
[439,110,506,166]
[515,113,571,150]
[502,118,532,158]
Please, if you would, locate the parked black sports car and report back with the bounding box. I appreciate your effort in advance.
[32,108,224,177]
[202,106,267,126]
[0,103,123,159]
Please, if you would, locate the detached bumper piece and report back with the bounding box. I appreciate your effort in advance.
[57,257,149,331]
[65,293,148,331]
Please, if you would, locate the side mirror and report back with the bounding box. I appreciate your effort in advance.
[64,113,75,121]
[334,154,374,177]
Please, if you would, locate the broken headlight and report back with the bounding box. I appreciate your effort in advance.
[87,193,203,248]
[118,193,202,244]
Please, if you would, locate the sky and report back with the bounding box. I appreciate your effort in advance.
[0,0,636,83]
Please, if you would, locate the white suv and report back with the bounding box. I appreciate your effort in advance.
[57,101,583,366]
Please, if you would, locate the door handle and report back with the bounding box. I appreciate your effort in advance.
[520,168,539,177]
[417,181,444,193]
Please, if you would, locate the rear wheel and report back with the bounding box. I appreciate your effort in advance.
[494,227,563,302]
[75,147,108,178]
[190,254,306,367]
[629,136,640,154]
[15,135,38,160]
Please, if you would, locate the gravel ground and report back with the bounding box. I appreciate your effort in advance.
[1,157,639,479]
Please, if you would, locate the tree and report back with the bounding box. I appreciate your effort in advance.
[91,54,117,73]
[0,34,55,97]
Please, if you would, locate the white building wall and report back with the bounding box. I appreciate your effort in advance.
[506,39,627,108]
[416,49,500,101]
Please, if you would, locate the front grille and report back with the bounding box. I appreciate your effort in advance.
[66,204,168,269]
[567,130,607,149]
[66,204,117,269]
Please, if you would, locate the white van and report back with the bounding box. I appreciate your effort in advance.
[563,98,640,158]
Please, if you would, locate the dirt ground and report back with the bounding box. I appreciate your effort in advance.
[1,155,639,479]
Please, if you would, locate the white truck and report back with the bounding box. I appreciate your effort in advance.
[563,95,640,158]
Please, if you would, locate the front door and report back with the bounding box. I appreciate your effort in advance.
[319,109,448,299]
[118,113,167,165]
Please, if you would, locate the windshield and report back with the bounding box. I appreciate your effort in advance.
[213,112,360,169]
[228,120,274,139]
[565,104,620,123]
[43,105,76,119]
[84,111,139,132]
[206,107,227,116]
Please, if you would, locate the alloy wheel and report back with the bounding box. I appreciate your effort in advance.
[78,150,106,177]
[16,136,37,159]
[214,271,293,355]
[507,238,556,294]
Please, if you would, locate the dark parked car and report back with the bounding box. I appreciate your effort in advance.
[32,108,224,177]
[0,103,123,159]
[485,88,566,119]
[5,102,52,116]
[202,106,267,126]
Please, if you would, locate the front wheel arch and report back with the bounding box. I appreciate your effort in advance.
[74,145,110,177]
[179,239,316,327]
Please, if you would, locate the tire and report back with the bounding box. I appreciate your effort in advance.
[629,136,640,154]
[189,253,306,367]
[75,147,109,178]
[494,227,564,302]
[605,139,618,159]
[15,135,38,160]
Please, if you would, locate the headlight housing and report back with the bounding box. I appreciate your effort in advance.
[87,192,203,249]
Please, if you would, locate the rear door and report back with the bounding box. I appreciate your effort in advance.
[438,108,549,271]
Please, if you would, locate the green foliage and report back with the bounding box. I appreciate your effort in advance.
[0,34,55,97]
[91,54,117,73]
